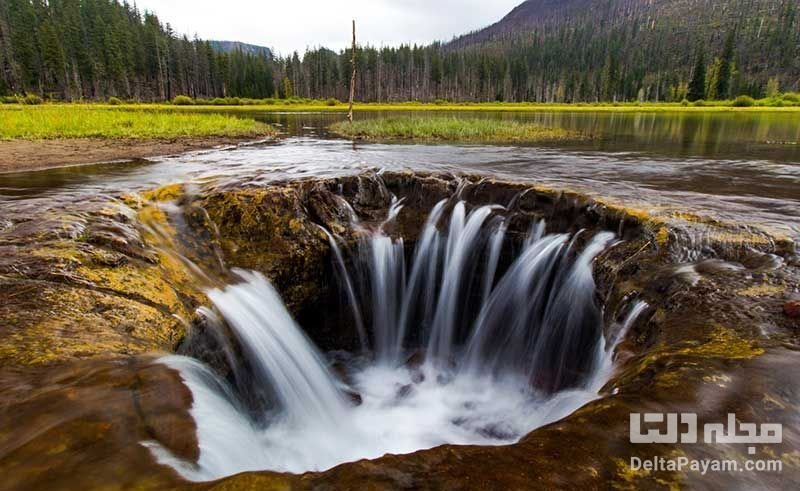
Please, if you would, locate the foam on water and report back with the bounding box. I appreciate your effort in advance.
[149,352,604,479]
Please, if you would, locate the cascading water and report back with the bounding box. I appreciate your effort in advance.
[146,199,648,481]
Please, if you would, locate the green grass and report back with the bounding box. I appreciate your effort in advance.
[112,100,800,114]
[0,105,275,140]
[329,116,584,142]
[6,98,800,116]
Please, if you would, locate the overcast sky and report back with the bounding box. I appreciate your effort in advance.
[132,0,521,56]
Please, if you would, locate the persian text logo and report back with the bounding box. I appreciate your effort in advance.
[630,413,782,455]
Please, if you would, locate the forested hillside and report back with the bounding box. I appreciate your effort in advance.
[446,0,800,102]
[1,0,798,103]
[290,0,799,103]
[0,0,275,100]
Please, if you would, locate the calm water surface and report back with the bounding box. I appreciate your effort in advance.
[1,110,798,241]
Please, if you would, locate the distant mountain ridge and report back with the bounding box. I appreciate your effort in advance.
[209,40,273,58]
[449,0,590,47]
[441,0,799,100]
[451,0,795,52]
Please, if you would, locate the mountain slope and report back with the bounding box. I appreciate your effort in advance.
[443,0,799,100]
[209,40,272,59]
[452,0,791,48]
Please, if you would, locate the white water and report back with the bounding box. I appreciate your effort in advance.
[147,201,649,481]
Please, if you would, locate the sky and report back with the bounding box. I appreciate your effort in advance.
[132,0,522,56]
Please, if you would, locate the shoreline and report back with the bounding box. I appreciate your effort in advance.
[0,135,269,174]
[103,102,800,113]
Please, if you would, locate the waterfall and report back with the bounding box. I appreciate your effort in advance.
[205,269,349,428]
[395,199,447,364]
[462,234,570,378]
[147,199,629,481]
[427,203,495,364]
[319,226,367,351]
[348,201,615,391]
[587,299,649,391]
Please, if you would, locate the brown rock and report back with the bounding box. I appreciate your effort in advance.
[784,299,800,318]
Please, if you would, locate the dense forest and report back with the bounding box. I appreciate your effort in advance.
[1,0,798,103]
[0,0,275,100]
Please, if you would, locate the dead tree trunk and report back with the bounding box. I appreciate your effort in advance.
[348,19,356,123]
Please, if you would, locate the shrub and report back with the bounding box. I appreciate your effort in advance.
[23,94,43,105]
[226,97,241,105]
[262,98,276,105]
[781,92,800,103]
[0,95,19,104]
[172,95,194,105]
[107,96,122,105]
[680,98,689,106]
[693,99,706,107]
[732,95,755,107]
[325,97,339,106]
[434,99,447,105]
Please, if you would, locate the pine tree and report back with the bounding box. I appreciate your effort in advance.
[283,76,293,99]
[687,46,706,101]
[716,29,736,99]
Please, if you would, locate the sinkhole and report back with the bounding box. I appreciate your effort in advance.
[144,178,652,481]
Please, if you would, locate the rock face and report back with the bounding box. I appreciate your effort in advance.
[0,357,198,490]
[1,171,798,489]
[0,196,198,367]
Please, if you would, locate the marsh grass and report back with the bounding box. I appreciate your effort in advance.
[329,116,583,142]
[0,105,274,140]
[106,98,800,113]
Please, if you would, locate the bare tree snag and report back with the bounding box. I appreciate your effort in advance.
[348,19,356,123]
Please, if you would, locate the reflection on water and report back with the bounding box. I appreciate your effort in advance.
[0,159,154,198]
[1,110,799,242]
[259,110,800,162]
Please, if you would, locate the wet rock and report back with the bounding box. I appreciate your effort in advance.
[402,349,427,383]
[395,383,414,400]
[784,299,800,318]
[343,388,363,406]
[476,422,517,441]
[0,357,196,490]
[0,198,204,367]
[403,349,426,369]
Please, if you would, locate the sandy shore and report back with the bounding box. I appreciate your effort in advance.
[0,136,265,174]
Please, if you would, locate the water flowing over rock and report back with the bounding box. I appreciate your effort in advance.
[147,199,628,479]
[1,171,798,489]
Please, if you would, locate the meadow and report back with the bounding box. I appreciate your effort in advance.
[329,116,583,142]
[0,104,274,140]
[110,97,800,113]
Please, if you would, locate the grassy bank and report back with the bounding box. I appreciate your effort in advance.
[5,98,800,115]
[329,116,583,142]
[0,105,274,140]
[116,101,800,114]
